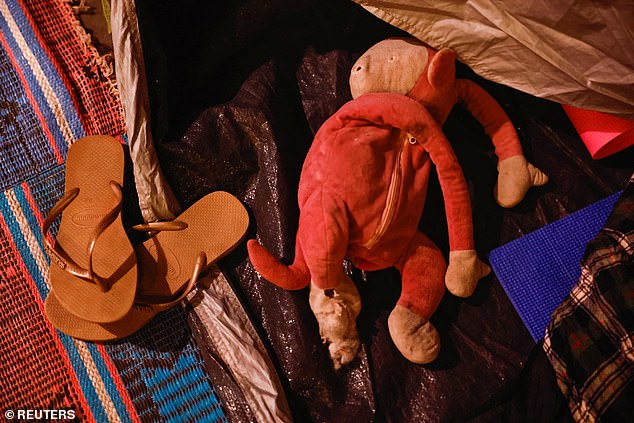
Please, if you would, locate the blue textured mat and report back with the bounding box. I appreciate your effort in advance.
[489,192,622,341]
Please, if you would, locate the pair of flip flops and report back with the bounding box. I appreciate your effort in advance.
[43,136,249,341]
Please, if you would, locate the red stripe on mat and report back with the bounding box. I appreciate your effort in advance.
[20,182,56,248]
[96,344,142,423]
[14,0,91,138]
[20,182,44,229]
[0,30,64,164]
[22,0,126,137]
[0,213,95,422]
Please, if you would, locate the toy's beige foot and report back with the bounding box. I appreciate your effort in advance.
[445,250,491,298]
[308,276,362,370]
[495,155,548,208]
[388,305,440,364]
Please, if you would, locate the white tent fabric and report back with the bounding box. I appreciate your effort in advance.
[190,270,293,423]
[355,0,634,119]
[111,0,181,222]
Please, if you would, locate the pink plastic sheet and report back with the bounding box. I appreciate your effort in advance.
[563,105,634,159]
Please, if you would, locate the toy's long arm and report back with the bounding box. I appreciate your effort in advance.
[417,125,474,252]
[417,117,490,297]
[455,79,523,160]
[455,79,548,208]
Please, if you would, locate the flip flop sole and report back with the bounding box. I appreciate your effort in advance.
[49,135,137,323]
[45,293,156,340]
[45,191,249,340]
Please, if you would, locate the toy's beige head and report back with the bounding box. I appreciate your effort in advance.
[349,38,457,123]
[349,38,429,98]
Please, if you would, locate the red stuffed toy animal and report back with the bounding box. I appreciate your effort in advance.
[248,38,547,368]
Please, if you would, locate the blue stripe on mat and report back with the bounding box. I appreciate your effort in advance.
[12,185,46,253]
[0,11,70,159]
[106,310,228,423]
[0,41,58,190]
[489,191,622,341]
[85,344,134,423]
[0,192,49,298]
[25,165,65,230]
[3,0,84,142]
[147,352,225,422]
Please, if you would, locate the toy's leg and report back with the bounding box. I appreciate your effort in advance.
[309,274,362,370]
[389,231,445,364]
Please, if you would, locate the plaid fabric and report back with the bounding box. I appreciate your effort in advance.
[544,175,634,422]
[0,1,227,421]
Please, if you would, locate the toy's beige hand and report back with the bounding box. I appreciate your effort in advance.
[309,276,362,370]
[445,250,491,298]
[495,155,548,208]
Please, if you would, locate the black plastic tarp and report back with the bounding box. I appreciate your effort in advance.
[134,1,634,421]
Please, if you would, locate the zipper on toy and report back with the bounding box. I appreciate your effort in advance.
[362,133,416,249]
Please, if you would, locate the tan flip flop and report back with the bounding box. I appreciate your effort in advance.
[44,191,249,341]
[44,135,137,323]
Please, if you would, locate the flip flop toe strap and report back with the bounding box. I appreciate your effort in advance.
[43,182,124,292]
[131,220,188,232]
[136,252,207,312]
